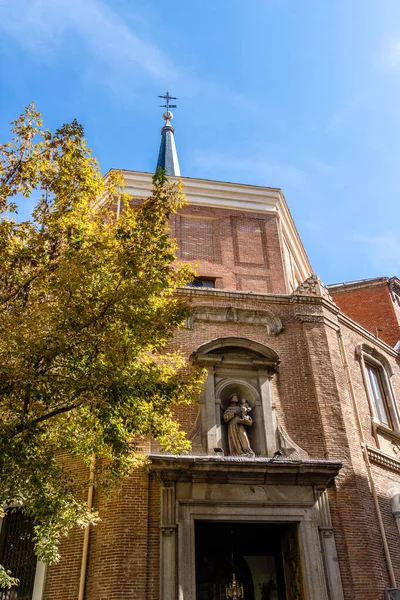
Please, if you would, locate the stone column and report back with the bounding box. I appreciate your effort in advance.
[316,490,344,600]
[160,485,177,600]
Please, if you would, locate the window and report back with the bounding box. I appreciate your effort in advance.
[365,363,391,427]
[0,509,37,600]
[357,344,400,432]
[0,509,46,600]
[186,278,215,289]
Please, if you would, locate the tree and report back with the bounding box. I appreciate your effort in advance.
[0,105,202,587]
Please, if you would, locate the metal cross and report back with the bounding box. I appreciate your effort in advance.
[158,91,177,111]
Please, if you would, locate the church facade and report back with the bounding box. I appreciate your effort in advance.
[2,109,400,600]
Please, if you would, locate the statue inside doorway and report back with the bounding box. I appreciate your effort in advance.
[223,394,255,457]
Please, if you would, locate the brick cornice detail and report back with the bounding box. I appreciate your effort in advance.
[295,313,340,331]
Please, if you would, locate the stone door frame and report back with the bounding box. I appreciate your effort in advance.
[151,454,343,600]
[176,501,328,600]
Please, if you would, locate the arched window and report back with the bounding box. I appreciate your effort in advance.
[356,344,400,433]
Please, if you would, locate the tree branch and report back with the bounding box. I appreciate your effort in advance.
[6,402,79,439]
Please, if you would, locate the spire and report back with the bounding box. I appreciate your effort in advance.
[156,92,181,176]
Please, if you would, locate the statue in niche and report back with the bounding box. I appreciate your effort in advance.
[223,393,255,457]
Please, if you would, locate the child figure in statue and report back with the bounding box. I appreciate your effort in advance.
[223,393,255,458]
[240,398,252,423]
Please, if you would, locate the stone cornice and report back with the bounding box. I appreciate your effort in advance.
[366,446,400,474]
[148,454,342,487]
[177,287,338,310]
[176,288,399,359]
[328,277,389,293]
[177,287,292,304]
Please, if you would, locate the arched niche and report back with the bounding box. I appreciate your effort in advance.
[192,337,280,371]
[216,378,262,456]
[190,337,280,457]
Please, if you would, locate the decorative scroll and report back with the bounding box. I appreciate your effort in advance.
[277,421,309,460]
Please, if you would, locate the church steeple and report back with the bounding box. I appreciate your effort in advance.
[156,92,180,176]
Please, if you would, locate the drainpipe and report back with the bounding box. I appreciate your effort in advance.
[337,329,396,587]
[78,455,96,600]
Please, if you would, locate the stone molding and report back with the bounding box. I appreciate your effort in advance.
[367,445,400,474]
[178,286,338,307]
[186,305,283,335]
[355,343,394,377]
[174,486,334,600]
[191,336,281,372]
[148,454,342,487]
[161,485,175,531]
[314,489,345,600]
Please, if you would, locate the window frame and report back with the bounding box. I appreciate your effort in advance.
[185,277,216,289]
[365,360,392,427]
[357,344,400,433]
[0,507,47,600]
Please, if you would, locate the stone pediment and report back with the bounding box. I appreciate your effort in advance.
[186,306,283,335]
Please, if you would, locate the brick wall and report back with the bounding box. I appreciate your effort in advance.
[165,291,400,599]
[331,284,400,347]
[40,289,400,600]
[42,455,88,600]
[39,191,400,599]
[170,205,288,293]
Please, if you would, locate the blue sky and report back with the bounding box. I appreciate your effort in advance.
[0,0,399,284]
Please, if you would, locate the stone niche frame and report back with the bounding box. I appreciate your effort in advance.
[149,455,344,600]
[190,337,281,458]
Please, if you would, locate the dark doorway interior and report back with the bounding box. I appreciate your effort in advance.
[195,521,290,600]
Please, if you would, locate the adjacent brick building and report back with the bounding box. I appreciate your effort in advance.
[329,277,400,349]
[2,109,400,600]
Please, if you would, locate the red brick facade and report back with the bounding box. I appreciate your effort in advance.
[8,173,400,600]
[330,278,400,348]
[170,205,288,294]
